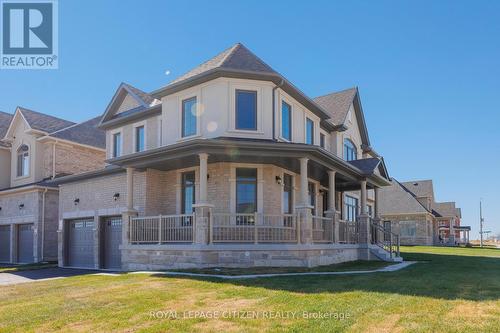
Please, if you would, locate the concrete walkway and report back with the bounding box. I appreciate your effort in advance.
[132,261,417,280]
[0,268,97,286]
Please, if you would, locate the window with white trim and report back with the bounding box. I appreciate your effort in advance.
[16,144,29,177]
[306,118,314,145]
[112,132,122,158]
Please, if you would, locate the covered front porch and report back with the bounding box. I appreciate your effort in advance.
[111,138,398,269]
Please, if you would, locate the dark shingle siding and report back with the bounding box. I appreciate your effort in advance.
[50,116,105,149]
[19,107,74,133]
[0,111,13,139]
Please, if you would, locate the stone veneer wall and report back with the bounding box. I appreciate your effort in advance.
[121,244,363,270]
[0,188,59,262]
[381,213,433,245]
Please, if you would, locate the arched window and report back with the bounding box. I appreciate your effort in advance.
[343,139,357,161]
[17,144,29,177]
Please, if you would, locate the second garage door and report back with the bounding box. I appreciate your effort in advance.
[67,219,95,268]
[18,224,34,263]
[0,225,10,262]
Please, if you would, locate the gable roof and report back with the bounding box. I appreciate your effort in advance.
[400,180,435,199]
[168,43,279,85]
[48,116,106,149]
[150,43,331,122]
[99,82,160,125]
[433,202,459,218]
[379,179,431,215]
[313,87,357,126]
[0,111,13,147]
[18,107,75,133]
[347,157,388,179]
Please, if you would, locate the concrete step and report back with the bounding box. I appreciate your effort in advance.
[370,247,403,262]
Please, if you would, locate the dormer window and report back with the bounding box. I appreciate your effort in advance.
[17,144,29,177]
[343,139,357,161]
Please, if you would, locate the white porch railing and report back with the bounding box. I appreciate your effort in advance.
[312,216,334,243]
[130,214,195,244]
[211,213,298,243]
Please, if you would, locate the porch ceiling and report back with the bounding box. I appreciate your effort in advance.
[108,138,390,189]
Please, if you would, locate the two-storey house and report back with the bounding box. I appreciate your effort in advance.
[54,43,397,271]
[0,107,105,263]
[379,179,469,246]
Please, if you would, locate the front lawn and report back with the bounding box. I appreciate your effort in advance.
[0,246,499,332]
[0,262,57,273]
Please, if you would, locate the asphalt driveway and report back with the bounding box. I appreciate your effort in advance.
[0,268,98,286]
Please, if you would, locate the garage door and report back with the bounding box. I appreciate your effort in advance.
[0,225,10,262]
[102,217,122,270]
[67,219,95,268]
[18,224,34,263]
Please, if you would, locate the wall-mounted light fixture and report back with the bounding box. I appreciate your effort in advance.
[0,207,2,211]
[275,176,282,185]
[74,198,80,205]
[19,203,25,209]
[113,193,120,201]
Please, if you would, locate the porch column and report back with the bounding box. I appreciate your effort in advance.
[126,167,134,211]
[296,157,313,244]
[198,153,208,204]
[122,168,138,253]
[325,170,339,243]
[360,180,367,216]
[300,157,309,206]
[193,153,213,245]
[374,187,380,219]
[358,180,371,257]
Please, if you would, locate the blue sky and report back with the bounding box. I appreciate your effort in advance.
[1,0,499,238]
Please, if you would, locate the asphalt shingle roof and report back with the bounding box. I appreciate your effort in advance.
[0,111,13,147]
[313,88,358,126]
[347,158,380,175]
[19,107,75,133]
[168,43,278,86]
[400,180,434,199]
[379,179,430,215]
[49,116,105,149]
[122,83,157,106]
[433,202,459,217]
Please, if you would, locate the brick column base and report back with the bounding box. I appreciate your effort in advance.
[296,206,313,244]
[193,204,213,244]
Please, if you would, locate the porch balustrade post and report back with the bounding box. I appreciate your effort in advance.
[325,169,338,243]
[358,179,372,259]
[122,168,138,253]
[193,153,213,244]
[296,157,313,244]
[254,212,258,244]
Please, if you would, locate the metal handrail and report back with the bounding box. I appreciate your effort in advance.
[370,221,400,258]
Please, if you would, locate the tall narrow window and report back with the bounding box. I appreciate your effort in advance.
[283,174,293,214]
[320,133,325,148]
[343,139,357,161]
[235,90,257,130]
[281,101,292,141]
[135,126,145,152]
[308,182,316,215]
[344,195,358,222]
[182,97,197,137]
[112,133,121,158]
[306,118,314,145]
[16,145,29,177]
[181,171,195,214]
[236,168,257,214]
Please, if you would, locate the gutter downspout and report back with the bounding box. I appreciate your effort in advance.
[41,188,48,262]
[272,79,285,141]
[52,142,57,179]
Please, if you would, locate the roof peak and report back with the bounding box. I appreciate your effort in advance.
[314,86,358,100]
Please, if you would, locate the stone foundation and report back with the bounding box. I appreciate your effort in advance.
[120,244,364,271]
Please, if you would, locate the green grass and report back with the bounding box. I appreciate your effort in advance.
[171,260,391,275]
[0,262,57,273]
[0,246,499,332]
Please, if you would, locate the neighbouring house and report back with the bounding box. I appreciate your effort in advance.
[53,43,399,271]
[433,202,469,245]
[0,107,105,263]
[379,179,469,246]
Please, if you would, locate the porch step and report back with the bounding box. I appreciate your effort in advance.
[370,246,403,263]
